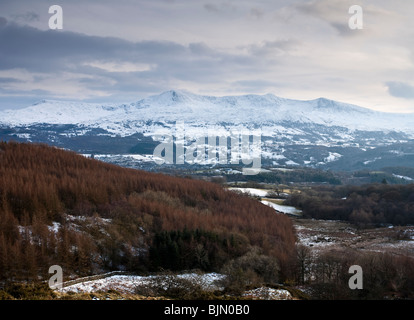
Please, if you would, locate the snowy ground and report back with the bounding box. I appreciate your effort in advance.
[293,218,414,256]
[61,273,224,294]
[60,272,293,300]
[243,287,292,300]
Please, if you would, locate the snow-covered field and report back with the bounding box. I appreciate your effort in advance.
[61,273,224,294]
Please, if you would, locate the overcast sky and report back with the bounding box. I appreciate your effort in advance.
[1,0,414,113]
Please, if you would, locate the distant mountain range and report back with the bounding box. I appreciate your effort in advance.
[2,90,414,172]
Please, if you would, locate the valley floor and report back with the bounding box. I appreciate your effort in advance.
[293,218,414,257]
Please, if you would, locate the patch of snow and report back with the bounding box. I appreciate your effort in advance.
[324,152,342,163]
[272,154,287,160]
[392,174,413,181]
[243,287,292,300]
[228,187,269,197]
[15,133,31,139]
[48,222,60,233]
[364,157,382,165]
[261,200,302,215]
[285,160,299,166]
[271,167,294,172]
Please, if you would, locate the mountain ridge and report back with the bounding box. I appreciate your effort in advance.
[2,90,414,134]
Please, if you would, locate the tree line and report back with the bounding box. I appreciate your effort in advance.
[289,245,414,299]
[286,183,414,226]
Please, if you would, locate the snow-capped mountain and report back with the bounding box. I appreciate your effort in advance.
[2,90,414,172]
[3,90,414,135]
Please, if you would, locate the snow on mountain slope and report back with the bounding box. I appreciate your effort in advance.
[2,90,414,136]
[1,100,124,126]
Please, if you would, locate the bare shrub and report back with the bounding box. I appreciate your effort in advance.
[220,247,280,295]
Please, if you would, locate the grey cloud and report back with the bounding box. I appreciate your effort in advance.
[0,77,22,83]
[0,22,277,104]
[329,22,363,37]
[204,3,219,13]
[11,11,39,23]
[189,42,216,56]
[232,79,281,91]
[0,17,7,27]
[0,22,187,73]
[294,0,361,36]
[246,39,300,58]
[386,82,414,100]
[77,76,115,88]
[203,2,237,14]
[249,7,264,19]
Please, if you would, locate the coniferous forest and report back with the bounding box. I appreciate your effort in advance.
[0,141,296,284]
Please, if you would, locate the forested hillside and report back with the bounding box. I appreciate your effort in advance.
[0,142,296,283]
